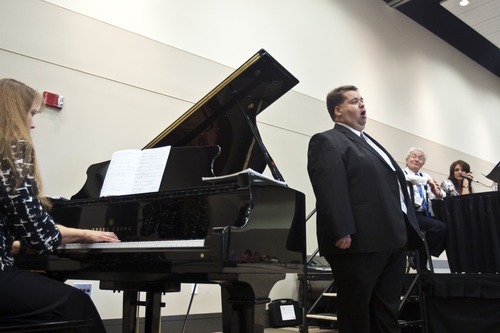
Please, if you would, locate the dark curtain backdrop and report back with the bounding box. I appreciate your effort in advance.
[433,192,500,273]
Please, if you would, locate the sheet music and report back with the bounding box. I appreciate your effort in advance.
[100,146,171,197]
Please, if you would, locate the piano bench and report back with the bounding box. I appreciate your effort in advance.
[0,319,94,332]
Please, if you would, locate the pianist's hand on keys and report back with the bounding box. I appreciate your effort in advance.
[56,224,120,245]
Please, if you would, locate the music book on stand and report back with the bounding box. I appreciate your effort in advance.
[100,146,171,197]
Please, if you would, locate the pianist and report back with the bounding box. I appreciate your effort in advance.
[0,78,119,330]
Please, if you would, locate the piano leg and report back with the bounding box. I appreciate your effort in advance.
[218,273,286,333]
[100,279,178,333]
[121,290,163,333]
[123,290,139,333]
[144,292,162,333]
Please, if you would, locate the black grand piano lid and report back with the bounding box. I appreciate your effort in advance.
[70,49,298,200]
[144,49,299,181]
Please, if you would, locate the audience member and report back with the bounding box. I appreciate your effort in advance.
[403,147,447,271]
[441,160,473,196]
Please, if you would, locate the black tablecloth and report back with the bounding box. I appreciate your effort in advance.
[433,191,500,273]
[421,273,500,333]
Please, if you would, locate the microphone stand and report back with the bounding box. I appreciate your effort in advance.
[463,176,490,189]
[468,178,490,189]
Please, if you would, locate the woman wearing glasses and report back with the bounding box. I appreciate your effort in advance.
[441,160,473,196]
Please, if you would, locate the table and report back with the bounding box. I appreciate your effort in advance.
[432,191,500,273]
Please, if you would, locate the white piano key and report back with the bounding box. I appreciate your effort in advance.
[58,239,205,250]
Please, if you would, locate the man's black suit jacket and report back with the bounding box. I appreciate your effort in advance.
[307,124,422,255]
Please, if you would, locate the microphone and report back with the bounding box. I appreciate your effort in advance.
[461,172,479,183]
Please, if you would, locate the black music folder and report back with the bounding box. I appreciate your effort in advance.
[485,161,500,183]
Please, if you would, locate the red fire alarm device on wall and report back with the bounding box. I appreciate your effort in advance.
[43,91,64,109]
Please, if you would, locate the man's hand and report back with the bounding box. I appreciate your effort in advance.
[428,178,443,198]
[335,235,352,249]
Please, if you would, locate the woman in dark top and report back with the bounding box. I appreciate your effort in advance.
[0,78,119,330]
[440,160,473,196]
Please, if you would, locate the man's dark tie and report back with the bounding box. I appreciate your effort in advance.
[416,174,430,217]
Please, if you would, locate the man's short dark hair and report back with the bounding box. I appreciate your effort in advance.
[326,85,358,120]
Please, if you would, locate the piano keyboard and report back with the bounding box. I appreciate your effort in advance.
[58,239,205,250]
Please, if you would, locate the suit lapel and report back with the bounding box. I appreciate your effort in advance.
[335,125,390,168]
[337,125,411,204]
[365,132,412,204]
[363,132,397,168]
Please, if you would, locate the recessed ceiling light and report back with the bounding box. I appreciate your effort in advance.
[459,0,470,6]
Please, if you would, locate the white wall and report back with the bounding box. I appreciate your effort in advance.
[1,0,498,321]
[43,0,500,163]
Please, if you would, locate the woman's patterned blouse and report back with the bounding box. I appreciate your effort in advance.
[0,147,61,271]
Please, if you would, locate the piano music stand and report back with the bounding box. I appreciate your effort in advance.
[485,161,500,191]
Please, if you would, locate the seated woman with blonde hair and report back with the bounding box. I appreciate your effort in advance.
[0,78,119,330]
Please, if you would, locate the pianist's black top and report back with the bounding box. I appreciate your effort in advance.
[0,144,61,271]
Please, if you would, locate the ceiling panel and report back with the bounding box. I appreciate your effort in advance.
[441,0,500,49]
[383,0,500,77]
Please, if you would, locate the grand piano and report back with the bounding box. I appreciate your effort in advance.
[25,49,306,333]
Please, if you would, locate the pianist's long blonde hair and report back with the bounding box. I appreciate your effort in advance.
[0,78,51,208]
